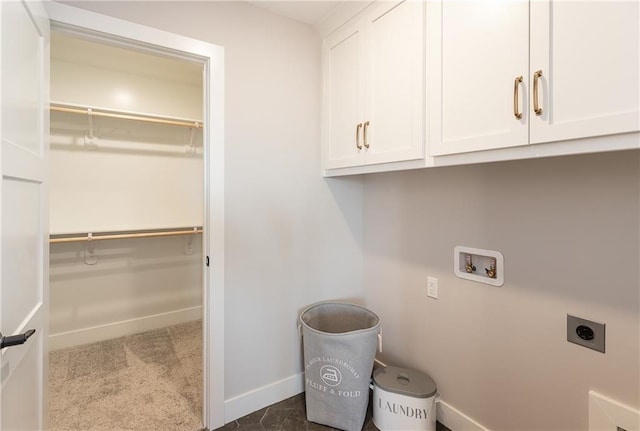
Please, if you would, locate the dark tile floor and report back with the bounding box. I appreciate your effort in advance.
[213,392,450,431]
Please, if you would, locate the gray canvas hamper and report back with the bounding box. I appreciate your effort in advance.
[300,302,381,431]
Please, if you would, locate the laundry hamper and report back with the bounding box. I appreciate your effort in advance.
[299,302,381,431]
[372,366,438,431]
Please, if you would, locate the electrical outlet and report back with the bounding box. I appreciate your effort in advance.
[427,277,438,299]
[567,314,605,353]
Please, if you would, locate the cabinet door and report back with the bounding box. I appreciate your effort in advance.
[322,19,365,170]
[530,1,640,144]
[429,0,529,156]
[363,0,424,165]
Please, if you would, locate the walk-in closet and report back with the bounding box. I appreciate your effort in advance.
[47,31,205,430]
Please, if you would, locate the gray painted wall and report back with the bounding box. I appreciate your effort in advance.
[363,150,639,430]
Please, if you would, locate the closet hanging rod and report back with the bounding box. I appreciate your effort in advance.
[49,227,203,244]
[50,104,203,129]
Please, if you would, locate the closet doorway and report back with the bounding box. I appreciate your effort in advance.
[45,18,221,429]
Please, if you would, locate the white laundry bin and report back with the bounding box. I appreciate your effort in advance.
[372,366,438,431]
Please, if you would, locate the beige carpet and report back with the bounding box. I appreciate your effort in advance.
[48,320,203,431]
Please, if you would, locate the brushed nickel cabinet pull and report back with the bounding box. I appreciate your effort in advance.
[363,120,370,148]
[533,69,543,116]
[514,76,523,119]
[355,123,363,149]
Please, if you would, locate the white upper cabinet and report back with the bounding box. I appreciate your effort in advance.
[529,1,640,144]
[430,0,529,156]
[323,18,365,169]
[363,0,424,165]
[322,0,424,171]
[429,0,640,156]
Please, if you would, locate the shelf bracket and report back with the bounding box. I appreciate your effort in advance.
[184,227,198,255]
[84,108,98,150]
[84,233,98,265]
[185,122,198,154]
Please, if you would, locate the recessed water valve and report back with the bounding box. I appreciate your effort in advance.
[454,246,504,286]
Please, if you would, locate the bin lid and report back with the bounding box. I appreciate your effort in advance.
[373,366,437,399]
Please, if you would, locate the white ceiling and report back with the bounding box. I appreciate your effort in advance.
[246,1,343,26]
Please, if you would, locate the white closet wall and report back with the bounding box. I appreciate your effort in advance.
[50,34,202,119]
[49,33,204,350]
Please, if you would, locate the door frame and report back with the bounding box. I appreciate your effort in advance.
[43,3,225,429]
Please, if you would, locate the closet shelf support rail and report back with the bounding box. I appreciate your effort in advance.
[50,103,203,129]
[50,227,203,244]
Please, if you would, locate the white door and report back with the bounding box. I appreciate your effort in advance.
[364,0,424,165]
[322,18,365,170]
[430,0,529,156]
[0,0,49,429]
[529,0,640,144]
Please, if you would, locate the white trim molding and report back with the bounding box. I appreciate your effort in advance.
[589,390,640,431]
[224,373,305,424]
[437,400,491,431]
[48,307,203,351]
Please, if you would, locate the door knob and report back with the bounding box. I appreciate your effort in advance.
[0,329,36,349]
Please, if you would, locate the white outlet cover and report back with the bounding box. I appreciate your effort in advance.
[427,276,438,299]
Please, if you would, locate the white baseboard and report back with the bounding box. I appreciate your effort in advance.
[48,306,203,351]
[437,399,491,431]
[222,374,495,431]
[224,372,305,424]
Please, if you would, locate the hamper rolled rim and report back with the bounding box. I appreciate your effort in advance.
[299,301,381,336]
